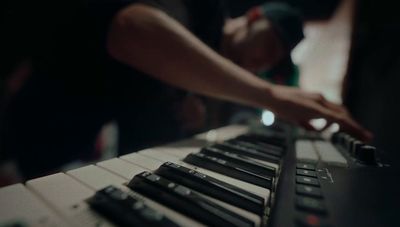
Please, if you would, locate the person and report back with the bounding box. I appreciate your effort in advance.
[1,0,372,180]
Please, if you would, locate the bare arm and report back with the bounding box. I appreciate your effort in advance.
[108,4,274,108]
[107,4,372,141]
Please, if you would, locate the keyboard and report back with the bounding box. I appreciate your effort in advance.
[1,123,399,227]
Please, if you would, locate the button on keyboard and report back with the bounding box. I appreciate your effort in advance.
[296,169,317,178]
[296,176,320,186]
[296,196,326,214]
[296,185,322,198]
[313,141,348,167]
[296,140,319,163]
[296,163,316,171]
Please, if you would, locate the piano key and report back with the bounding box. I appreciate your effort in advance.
[65,164,205,227]
[233,137,284,153]
[219,142,282,162]
[87,186,179,227]
[120,153,163,171]
[235,134,287,148]
[194,125,249,142]
[246,158,279,170]
[193,190,261,226]
[96,158,146,180]
[155,162,265,215]
[26,173,115,227]
[214,143,281,163]
[128,172,255,227]
[164,139,208,152]
[200,147,277,177]
[0,184,69,227]
[178,161,270,201]
[67,165,126,190]
[139,148,270,199]
[157,145,200,158]
[161,136,280,167]
[296,140,319,164]
[313,141,348,167]
[139,149,182,163]
[227,140,283,157]
[184,153,273,189]
[129,153,264,222]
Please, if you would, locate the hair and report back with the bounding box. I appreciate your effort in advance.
[260,2,304,51]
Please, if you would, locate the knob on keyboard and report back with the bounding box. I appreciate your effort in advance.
[331,131,379,165]
[356,145,377,164]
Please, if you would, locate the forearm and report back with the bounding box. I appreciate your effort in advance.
[107,4,274,109]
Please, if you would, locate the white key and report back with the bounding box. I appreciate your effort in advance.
[158,145,201,158]
[26,173,114,227]
[67,164,205,227]
[120,153,163,171]
[139,148,182,162]
[160,125,245,153]
[141,149,270,202]
[67,165,127,190]
[313,141,348,167]
[97,158,146,180]
[0,183,68,227]
[165,139,209,150]
[296,140,319,163]
[195,125,249,142]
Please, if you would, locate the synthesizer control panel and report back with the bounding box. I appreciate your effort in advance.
[0,123,399,227]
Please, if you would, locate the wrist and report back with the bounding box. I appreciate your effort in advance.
[251,82,276,110]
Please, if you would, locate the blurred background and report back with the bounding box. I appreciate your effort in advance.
[1,0,399,184]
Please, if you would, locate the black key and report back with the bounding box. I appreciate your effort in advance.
[128,172,255,227]
[237,133,286,144]
[213,143,281,163]
[296,176,320,186]
[87,185,179,227]
[296,163,316,170]
[155,162,266,215]
[201,147,276,177]
[296,169,317,178]
[184,153,273,189]
[227,140,283,157]
[235,134,287,148]
[296,185,323,198]
[296,196,327,214]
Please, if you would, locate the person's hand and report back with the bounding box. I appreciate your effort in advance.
[269,85,373,141]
